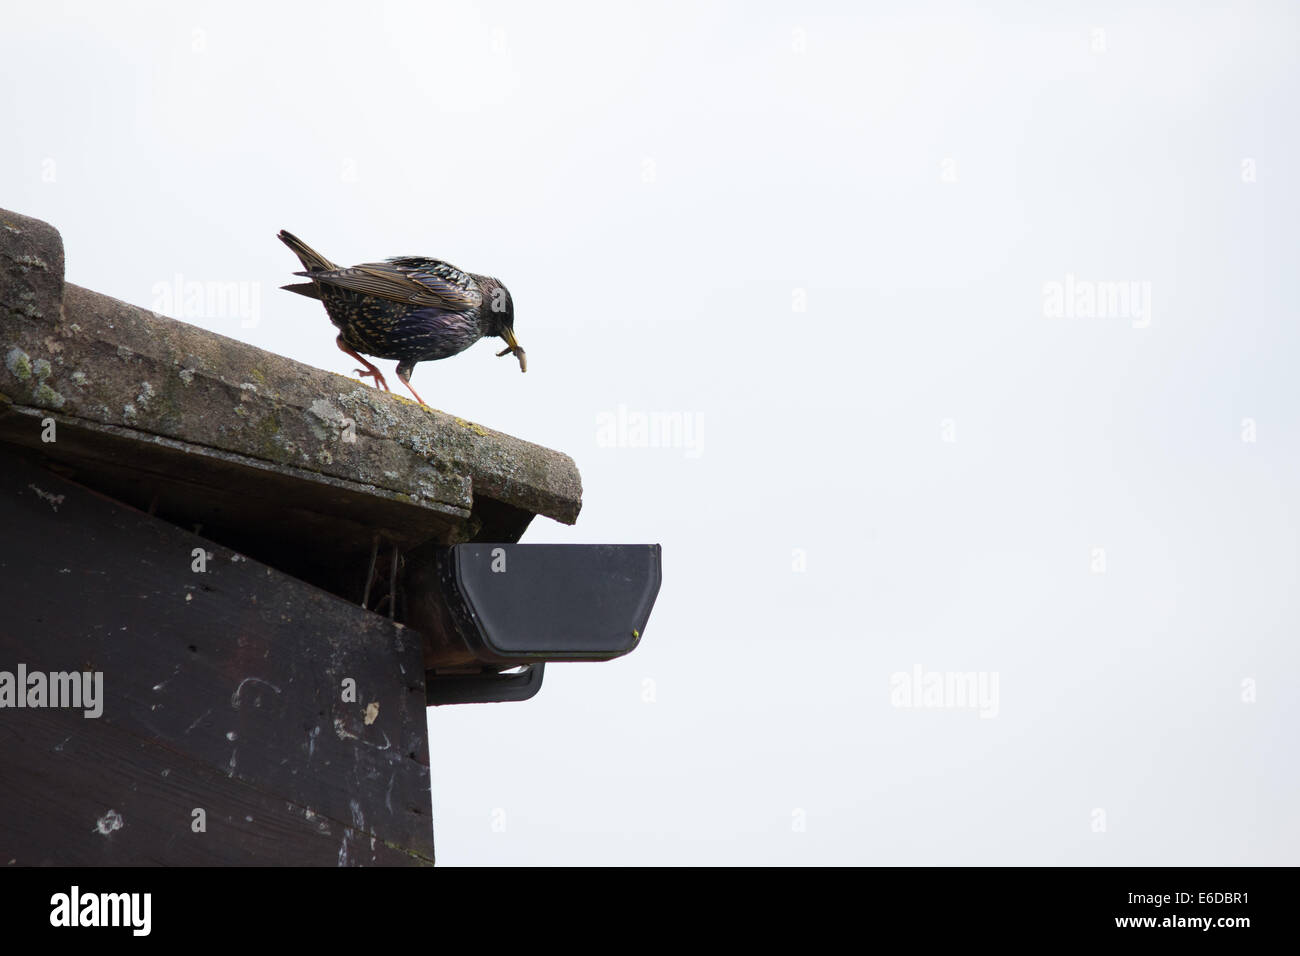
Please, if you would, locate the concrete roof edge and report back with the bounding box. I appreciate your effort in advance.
[0,207,582,529]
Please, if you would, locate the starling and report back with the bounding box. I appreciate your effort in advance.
[277,230,525,406]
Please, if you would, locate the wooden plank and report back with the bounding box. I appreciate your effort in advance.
[1,706,425,866]
[0,446,434,865]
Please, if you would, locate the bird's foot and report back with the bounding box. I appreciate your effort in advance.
[336,337,391,392]
[354,367,390,391]
[397,378,428,406]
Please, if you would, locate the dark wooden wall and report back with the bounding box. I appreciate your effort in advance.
[0,447,434,865]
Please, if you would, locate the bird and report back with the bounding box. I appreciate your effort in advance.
[277,230,525,406]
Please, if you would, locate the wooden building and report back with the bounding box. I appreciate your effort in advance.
[0,208,656,865]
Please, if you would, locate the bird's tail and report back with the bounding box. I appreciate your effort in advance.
[277,229,337,273]
[280,281,322,299]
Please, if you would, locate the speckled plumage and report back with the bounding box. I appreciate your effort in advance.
[277,230,525,405]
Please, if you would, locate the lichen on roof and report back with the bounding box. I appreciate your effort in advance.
[0,207,582,543]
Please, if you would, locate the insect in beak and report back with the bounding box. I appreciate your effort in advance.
[496,328,526,372]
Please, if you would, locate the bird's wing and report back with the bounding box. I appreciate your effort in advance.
[298,258,482,310]
[278,230,338,273]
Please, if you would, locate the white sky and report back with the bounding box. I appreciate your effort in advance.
[4,0,1297,865]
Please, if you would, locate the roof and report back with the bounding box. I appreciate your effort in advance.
[0,207,581,572]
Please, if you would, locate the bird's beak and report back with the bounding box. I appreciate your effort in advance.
[497,328,527,372]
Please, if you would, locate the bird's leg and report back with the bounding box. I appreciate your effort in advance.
[395,361,428,407]
[336,336,389,391]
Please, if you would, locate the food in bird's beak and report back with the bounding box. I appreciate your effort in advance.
[495,344,527,372]
[496,329,526,372]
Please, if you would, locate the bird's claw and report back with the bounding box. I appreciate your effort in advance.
[354,368,390,391]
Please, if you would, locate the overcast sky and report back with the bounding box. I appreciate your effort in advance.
[4,0,1297,865]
